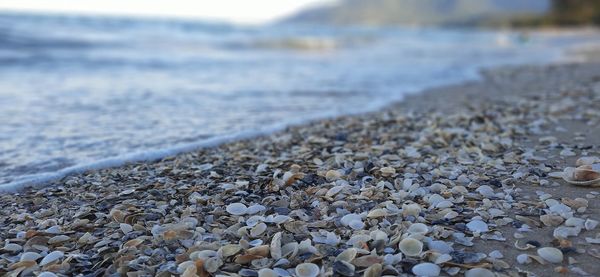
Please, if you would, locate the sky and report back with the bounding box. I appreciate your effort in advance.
[0,0,333,24]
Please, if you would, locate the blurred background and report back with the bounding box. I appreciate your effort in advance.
[1,0,599,185]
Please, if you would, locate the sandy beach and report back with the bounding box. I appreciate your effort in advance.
[2,62,600,276]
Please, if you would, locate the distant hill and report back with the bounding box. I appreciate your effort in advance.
[282,0,551,26]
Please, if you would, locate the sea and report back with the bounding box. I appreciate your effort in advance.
[0,12,598,191]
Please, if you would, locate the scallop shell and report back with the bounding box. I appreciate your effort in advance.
[226,203,248,215]
[398,237,423,257]
[295,263,320,277]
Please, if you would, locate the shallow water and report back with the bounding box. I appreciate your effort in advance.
[0,12,597,187]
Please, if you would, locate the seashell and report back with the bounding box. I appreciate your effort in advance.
[48,235,70,244]
[38,272,58,277]
[407,223,429,235]
[540,214,564,226]
[363,263,382,277]
[295,263,320,277]
[379,167,396,176]
[281,242,299,258]
[220,244,242,258]
[353,255,383,268]
[177,260,196,273]
[335,248,358,262]
[562,166,600,187]
[120,223,133,234]
[270,232,282,259]
[181,265,197,277]
[40,250,64,266]
[466,220,489,233]
[191,250,217,260]
[20,252,42,262]
[516,254,531,264]
[247,204,267,215]
[333,260,355,276]
[434,253,452,264]
[401,203,421,217]
[123,238,144,248]
[258,268,278,277]
[234,254,262,264]
[398,237,423,257]
[226,203,248,215]
[251,222,268,237]
[565,217,585,227]
[576,157,600,166]
[537,247,563,263]
[367,209,387,218]
[204,257,223,273]
[247,245,270,257]
[411,262,440,277]
[3,243,23,253]
[341,213,364,230]
[464,268,495,277]
[325,170,342,181]
[585,219,599,230]
[251,257,272,269]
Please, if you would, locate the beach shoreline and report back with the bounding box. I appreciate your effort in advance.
[2,62,600,276]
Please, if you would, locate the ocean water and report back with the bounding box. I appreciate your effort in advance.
[0,12,597,190]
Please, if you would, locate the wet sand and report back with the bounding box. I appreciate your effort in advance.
[1,62,600,276]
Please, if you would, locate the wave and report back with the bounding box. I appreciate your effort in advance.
[0,86,422,193]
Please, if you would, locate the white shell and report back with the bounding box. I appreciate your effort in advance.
[516,254,531,264]
[466,220,489,233]
[20,252,42,262]
[295,263,320,277]
[537,247,563,263]
[465,268,495,277]
[38,273,58,277]
[3,243,22,253]
[40,250,64,266]
[407,223,429,235]
[258,268,278,277]
[398,237,423,257]
[251,222,267,237]
[226,203,248,215]
[411,262,440,276]
[246,204,266,215]
[340,213,362,226]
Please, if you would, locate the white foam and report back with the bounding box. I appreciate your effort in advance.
[0,89,422,193]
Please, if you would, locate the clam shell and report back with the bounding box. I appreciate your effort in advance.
[258,268,278,277]
[562,167,600,187]
[270,232,282,260]
[295,263,320,277]
[40,250,64,266]
[537,247,563,263]
[226,203,248,215]
[464,268,495,277]
[398,237,423,257]
[38,272,58,277]
[335,248,358,262]
[333,260,355,276]
[251,222,268,237]
[407,223,429,235]
[204,257,223,273]
[411,262,440,277]
[363,263,382,277]
[20,252,42,262]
